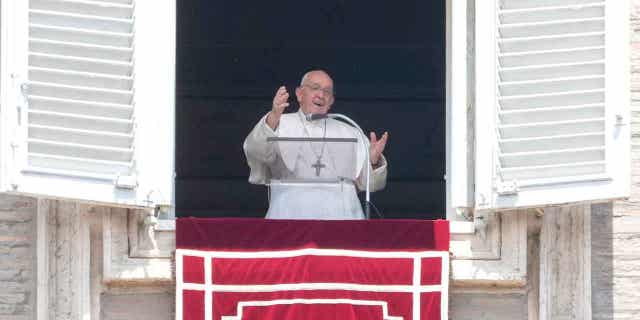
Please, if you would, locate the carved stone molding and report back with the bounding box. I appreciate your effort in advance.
[36,200,93,320]
[450,211,501,260]
[451,210,528,287]
[103,208,173,285]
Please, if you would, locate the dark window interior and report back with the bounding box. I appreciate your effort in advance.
[176,0,446,219]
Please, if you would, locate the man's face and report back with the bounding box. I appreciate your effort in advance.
[296,71,335,115]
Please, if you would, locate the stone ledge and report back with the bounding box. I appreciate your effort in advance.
[103,211,528,287]
[103,278,174,288]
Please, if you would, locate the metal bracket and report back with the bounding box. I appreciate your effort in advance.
[477,193,488,207]
[139,208,159,252]
[19,82,28,96]
[128,208,161,257]
[475,214,488,240]
[455,207,474,221]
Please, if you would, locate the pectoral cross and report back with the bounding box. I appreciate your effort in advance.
[311,158,326,177]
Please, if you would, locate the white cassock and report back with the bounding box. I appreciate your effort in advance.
[243,109,387,220]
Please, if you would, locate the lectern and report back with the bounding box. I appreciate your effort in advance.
[265,136,364,219]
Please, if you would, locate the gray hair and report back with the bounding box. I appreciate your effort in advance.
[299,71,311,86]
[299,70,335,95]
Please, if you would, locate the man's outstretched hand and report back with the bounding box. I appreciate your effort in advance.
[266,86,290,130]
[369,132,389,166]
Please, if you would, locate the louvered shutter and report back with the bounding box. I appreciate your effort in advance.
[1,0,174,207]
[475,0,629,210]
[27,0,135,179]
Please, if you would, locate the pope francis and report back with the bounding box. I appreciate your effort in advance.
[243,70,389,219]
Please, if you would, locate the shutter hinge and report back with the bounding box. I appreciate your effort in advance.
[20,82,28,96]
[115,175,138,190]
[496,180,519,196]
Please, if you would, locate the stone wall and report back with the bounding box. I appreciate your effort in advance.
[0,195,36,320]
[101,291,174,320]
[451,292,527,320]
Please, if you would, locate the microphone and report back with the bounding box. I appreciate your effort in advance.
[305,113,328,121]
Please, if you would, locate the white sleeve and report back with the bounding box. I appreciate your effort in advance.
[243,113,278,184]
[356,154,388,192]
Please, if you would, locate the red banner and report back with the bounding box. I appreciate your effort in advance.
[176,218,449,320]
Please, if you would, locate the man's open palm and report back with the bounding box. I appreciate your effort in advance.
[369,132,388,166]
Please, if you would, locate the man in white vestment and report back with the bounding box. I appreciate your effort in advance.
[243,70,389,220]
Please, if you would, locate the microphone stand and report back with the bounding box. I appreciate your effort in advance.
[316,113,372,219]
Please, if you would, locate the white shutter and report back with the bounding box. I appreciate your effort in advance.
[475,0,630,210]
[26,0,135,179]
[0,0,175,207]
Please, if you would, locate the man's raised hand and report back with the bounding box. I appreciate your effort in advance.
[266,86,290,130]
[369,131,389,166]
